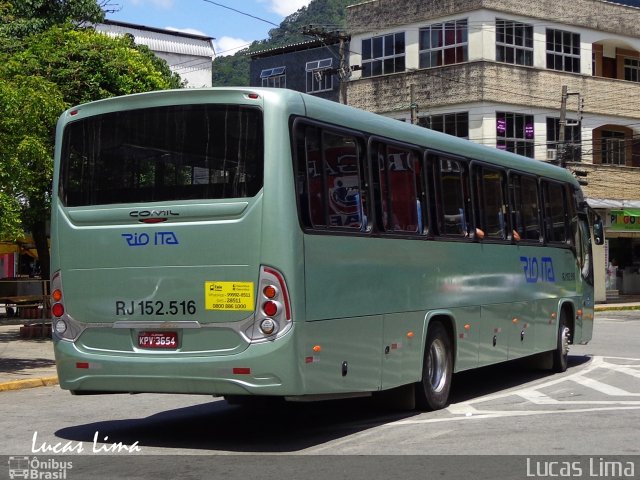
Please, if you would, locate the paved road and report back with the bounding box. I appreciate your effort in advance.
[1,311,639,480]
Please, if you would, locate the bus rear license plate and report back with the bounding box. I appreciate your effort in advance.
[138,332,178,349]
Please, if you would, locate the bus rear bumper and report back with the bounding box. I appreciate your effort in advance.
[53,334,301,396]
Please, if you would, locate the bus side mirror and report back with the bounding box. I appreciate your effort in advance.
[593,217,604,246]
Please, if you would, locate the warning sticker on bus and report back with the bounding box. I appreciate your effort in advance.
[205,281,254,311]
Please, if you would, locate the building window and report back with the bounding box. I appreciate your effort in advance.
[419,19,468,68]
[546,117,582,162]
[546,29,580,73]
[361,32,406,78]
[496,112,534,158]
[306,58,333,93]
[496,19,533,66]
[624,58,640,82]
[601,131,626,165]
[260,66,286,88]
[418,112,469,138]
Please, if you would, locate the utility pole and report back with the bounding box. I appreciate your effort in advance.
[301,26,350,104]
[338,35,347,104]
[558,85,568,167]
[557,85,584,167]
[410,84,418,125]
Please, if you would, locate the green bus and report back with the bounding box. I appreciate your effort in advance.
[51,88,603,410]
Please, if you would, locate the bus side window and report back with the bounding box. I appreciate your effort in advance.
[475,165,508,240]
[373,141,423,234]
[509,173,541,242]
[302,126,325,227]
[542,180,569,244]
[322,131,365,230]
[437,157,471,237]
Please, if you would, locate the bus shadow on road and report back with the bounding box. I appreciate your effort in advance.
[54,395,419,452]
[54,355,592,453]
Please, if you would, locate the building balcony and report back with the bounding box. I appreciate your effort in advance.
[346,61,640,119]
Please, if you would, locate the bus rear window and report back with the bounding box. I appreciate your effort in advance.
[60,104,263,206]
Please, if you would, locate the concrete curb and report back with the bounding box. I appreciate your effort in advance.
[595,305,640,312]
[0,376,58,392]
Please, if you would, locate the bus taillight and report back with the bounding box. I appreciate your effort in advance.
[249,266,292,341]
[262,300,278,317]
[52,302,65,318]
[50,271,82,341]
[51,271,66,334]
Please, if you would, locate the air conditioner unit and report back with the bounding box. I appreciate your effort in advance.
[547,149,557,161]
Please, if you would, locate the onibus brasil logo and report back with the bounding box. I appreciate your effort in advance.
[8,456,73,479]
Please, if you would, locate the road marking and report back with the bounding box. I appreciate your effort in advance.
[617,366,640,380]
[447,403,480,415]
[570,375,640,396]
[517,389,557,404]
[386,356,640,427]
[390,406,640,426]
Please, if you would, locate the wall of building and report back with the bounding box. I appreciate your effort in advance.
[96,21,214,88]
[155,52,212,88]
[347,0,640,37]
[250,45,342,102]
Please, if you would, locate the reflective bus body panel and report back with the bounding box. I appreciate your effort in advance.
[51,88,594,398]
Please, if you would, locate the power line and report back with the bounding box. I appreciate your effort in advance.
[200,0,280,28]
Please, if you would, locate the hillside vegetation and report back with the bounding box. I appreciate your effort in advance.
[212,0,352,86]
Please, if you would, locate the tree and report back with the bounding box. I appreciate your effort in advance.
[0,20,182,278]
[2,24,182,106]
[0,0,106,40]
[0,75,66,274]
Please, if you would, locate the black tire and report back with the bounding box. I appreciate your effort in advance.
[552,310,570,373]
[415,321,453,411]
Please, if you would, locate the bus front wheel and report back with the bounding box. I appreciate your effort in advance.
[415,321,453,411]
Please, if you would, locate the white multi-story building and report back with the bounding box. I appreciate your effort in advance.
[346,0,640,301]
[95,20,215,88]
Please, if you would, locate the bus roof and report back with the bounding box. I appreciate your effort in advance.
[59,87,579,187]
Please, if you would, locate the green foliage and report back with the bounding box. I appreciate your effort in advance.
[258,0,352,49]
[0,0,105,41]
[0,3,182,270]
[1,24,182,107]
[212,0,352,86]
[212,50,251,87]
[0,75,65,241]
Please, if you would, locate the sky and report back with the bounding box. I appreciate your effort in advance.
[107,0,313,57]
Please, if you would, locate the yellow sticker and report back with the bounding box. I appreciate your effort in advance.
[205,281,254,311]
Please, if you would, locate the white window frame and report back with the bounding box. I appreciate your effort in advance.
[496,18,533,66]
[546,29,581,73]
[624,58,640,82]
[306,58,333,93]
[361,32,406,78]
[418,19,468,69]
[260,66,286,88]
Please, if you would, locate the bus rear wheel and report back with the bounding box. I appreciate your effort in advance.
[552,310,570,373]
[415,321,452,411]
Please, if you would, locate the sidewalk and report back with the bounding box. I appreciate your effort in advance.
[0,322,57,391]
[594,294,640,311]
[0,298,638,393]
